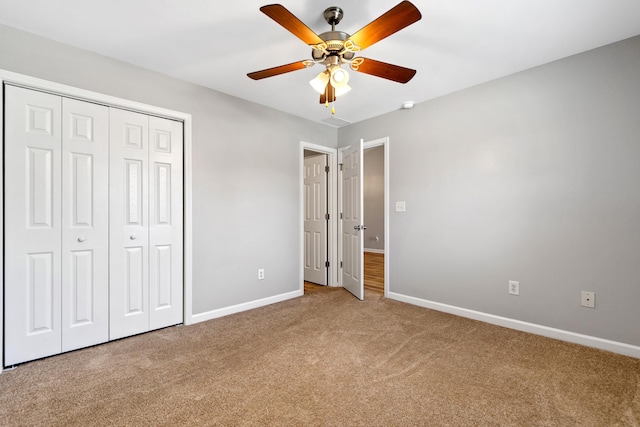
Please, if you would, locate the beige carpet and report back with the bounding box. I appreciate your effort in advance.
[1,286,639,426]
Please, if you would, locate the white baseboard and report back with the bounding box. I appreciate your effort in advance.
[189,289,303,325]
[388,292,640,359]
[364,248,385,254]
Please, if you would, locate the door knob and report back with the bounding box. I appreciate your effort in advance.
[354,225,367,231]
[77,237,85,242]
[130,235,137,240]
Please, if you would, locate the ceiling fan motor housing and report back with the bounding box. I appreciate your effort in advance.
[311,30,356,63]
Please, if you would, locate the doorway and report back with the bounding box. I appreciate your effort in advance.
[299,138,389,298]
[337,137,390,299]
[303,150,328,285]
[362,138,389,298]
[299,142,338,293]
[363,144,385,295]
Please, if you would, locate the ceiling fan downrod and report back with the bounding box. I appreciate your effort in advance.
[323,6,344,31]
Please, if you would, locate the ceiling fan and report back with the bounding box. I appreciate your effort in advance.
[247,1,422,112]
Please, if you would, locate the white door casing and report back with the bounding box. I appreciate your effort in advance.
[148,116,184,330]
[341,140,364,300]
[109,108,151,340]
[304,154,328,285]
[4,86,63,365]
[61,97,110,352]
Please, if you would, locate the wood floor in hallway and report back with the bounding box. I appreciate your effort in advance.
[304,252,384,295]
[364,252,384,294]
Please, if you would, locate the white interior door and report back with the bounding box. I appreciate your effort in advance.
[304,154,328,285]
[109,108,150,340]
[4,86,63,365]
[61,98,110,352]
[341,141,364,300]
[148,116,184,330]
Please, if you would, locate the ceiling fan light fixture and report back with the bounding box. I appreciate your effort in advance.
[309,71,330,94]
[335,84,351,97]
[329,66,349,88]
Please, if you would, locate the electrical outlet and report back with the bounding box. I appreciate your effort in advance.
[258,269,265,280]
[508,280,520,296]
[581,291,595,308]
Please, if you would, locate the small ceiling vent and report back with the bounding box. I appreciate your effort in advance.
[322,116,352,127]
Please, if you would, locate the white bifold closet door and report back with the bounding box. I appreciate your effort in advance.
[61,98,110,351]
[4,86,109,365]
[4,86,183,366]
[109,108,183,340]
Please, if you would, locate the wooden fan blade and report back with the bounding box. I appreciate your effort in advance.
[351,58,416,83]
[348,1,421,50]
[260,4,324,46]
[319,84,336,104]
[247,61,310,80]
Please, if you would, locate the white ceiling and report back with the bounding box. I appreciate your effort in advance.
[1,1,640,127]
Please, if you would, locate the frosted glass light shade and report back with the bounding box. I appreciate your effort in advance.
[330,67,349,88]
[309,71,330,94]
[335,84,351,97]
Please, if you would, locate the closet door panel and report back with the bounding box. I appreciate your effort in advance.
[61,98,109,352]
[149,117,183,330]
[4,86,63,365]
[110,108,150,340]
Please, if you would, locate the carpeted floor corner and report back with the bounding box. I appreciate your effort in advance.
[1,286,639,426]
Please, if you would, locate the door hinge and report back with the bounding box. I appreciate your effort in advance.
[339,163,343,171]
[325,261,330,268]
[325,165,330,173]
[325,213,330,220]
[340,261,343,268]
[340,212,343,220]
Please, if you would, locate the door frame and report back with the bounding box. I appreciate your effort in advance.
[338,137,390,297]
[0,69,194,373]
[299,142,338,289]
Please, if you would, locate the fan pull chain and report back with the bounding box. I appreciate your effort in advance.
[325,84,329,108]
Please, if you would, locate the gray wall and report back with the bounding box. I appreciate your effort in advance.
[364,146,385,251]
[339,35,640,346]
[0,24,337,315]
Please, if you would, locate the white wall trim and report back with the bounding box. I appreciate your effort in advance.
[388,291,640,359]
[0,70,195,372]
[191,290,303,324]
[299,142,338,289]
[182,115,194,325]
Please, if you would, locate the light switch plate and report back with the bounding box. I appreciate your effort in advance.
[395,201,406,212]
